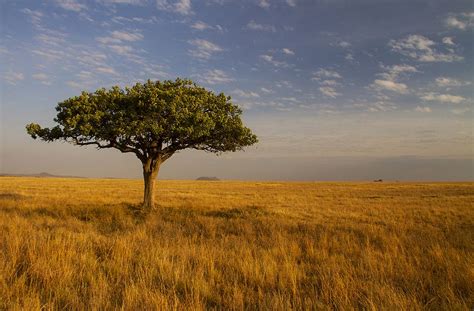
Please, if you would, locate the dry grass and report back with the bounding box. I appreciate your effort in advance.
[0,177,473,310]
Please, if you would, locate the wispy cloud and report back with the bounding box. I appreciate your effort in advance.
[191,21,224,32]
[260,54,288,67]
[195,69,233,84]
[319,86,340,98]
[420,93,466,104]
[21,8,43,26]
[54,0,87,12]
[156,0,192,15]
[451,107,470,115]
[111,15,159,25]
[232,89,260,98]
[354,101,397,112]
[4,71,25,85]
[312,69,343,98]
[415,106,432,113]
[286,0,296,7]
[372,79,408,93]
[110,30,144,41]
[97,30,143,44]
[389,34,463,62]
[99,0,148,5]
[188,39,223,60]
[378,64,418,81]
[96,66,118,75]
[32,73,51,85]
[282,48,295,55]
[246,20,276,32]
[435,77,471,88]
[312,69,342,80]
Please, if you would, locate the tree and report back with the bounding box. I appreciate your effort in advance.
[26,79,258,209]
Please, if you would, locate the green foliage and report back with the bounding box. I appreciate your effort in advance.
[26,79,258,162]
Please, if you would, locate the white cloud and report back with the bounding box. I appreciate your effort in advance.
[32,73,50,83]
[191,21,211,30]
[420,93,466,104]
[232,89,260,98]
[320,79,340,86]
[442,37,455,46]
[435,77,471,88]
[246,20,276,32]
[378,64,418,81]
[319,86,340,98]
[372,79,408,94]
[175,0,192,15]
[110,30,143,42]
[445,13,473,30]
[260,87,272,93]
[345,53,354,61]
[337,41,351,48]
[96,66,118,75]
[415,106,432,113]
[260,54,288,67]
[257,0,270,8]
[97,30,143,44]
[188,39,223,60]
[108,45,134,55]
[196,69,233,84]
[156,0,192,15]
[55,0,87,12]
[445,16,466,30]
[389,34,463,62]
[4,71,25,85]
[282,48,295,55]
[370,64,417,95]
[313,69,342,80]
[76,71,93,80]
[286,0,296,7]
[190,21,223,32]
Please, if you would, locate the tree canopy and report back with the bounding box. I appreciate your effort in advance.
[26,78,258,209]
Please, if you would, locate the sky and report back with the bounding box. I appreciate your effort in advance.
[0,0,473,180]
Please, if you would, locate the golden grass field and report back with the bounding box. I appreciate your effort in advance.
[0,177,473,310]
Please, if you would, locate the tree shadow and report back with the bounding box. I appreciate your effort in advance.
[203,205,270,219]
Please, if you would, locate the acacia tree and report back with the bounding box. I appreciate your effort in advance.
[26,79,258,209]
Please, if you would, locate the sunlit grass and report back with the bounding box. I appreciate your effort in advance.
[0,177,473,309]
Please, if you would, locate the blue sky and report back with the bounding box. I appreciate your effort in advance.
[1,0,473,180]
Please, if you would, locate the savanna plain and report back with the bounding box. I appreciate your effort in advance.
[0,177,473,310]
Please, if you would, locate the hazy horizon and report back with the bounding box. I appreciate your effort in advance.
[1,0,473,181]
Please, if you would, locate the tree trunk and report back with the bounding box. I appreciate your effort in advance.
[142,158,161,210]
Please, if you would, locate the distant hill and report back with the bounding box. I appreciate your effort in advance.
[196,176,220,181]
[0,172,84,178]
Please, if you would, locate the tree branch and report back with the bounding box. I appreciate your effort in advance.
[72,137,145,161]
